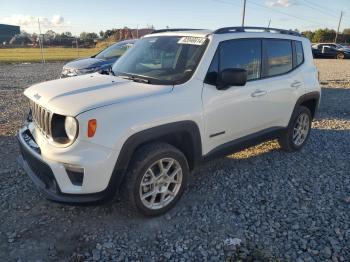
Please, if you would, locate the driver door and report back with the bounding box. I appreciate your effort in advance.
[202,39,269,153]
[321,45,337,57]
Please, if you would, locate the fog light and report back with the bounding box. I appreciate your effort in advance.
[64,164,84,186]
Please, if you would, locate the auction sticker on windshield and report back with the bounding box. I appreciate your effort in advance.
[178,37,206,45]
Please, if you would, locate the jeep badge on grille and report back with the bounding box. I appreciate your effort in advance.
[34,93,41,100]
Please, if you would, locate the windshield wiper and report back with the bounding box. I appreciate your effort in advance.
[118,75,150,84]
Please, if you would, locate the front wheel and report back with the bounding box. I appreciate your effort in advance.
[121,143,189,216]
[278,106,312,152]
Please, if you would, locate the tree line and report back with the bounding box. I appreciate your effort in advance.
[300,28,350,43]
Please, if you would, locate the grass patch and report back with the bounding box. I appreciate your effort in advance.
[0,47,105,63]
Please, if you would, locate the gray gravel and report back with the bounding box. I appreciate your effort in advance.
[0,60,349,261]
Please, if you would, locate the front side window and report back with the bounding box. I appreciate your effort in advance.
[295,41,304,66]
[264,39,293,77]
[95,42,133,60]
[112,36,208,85]
[220,39,262,81]
[204,39,262,85]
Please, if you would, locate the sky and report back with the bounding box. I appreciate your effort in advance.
[0,0,349,35]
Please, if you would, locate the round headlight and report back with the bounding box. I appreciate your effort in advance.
[79,67,99,74]
[64,116,78,141]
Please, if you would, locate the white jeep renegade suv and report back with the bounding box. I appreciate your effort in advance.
[18,27,321,216]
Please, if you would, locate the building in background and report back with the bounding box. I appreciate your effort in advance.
[0,24,20,45]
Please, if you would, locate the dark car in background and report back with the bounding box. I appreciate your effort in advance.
[312,43,350,59]
[61,39,136,77]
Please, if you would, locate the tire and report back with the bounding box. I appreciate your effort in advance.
[121,142,189,216]
[278,106,312,152]
[337,53,345,59]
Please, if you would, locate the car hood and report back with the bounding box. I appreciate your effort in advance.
[24,73,173,116]
[64,57,114,70]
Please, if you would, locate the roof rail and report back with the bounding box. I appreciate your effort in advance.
[151,28,203,34]
[213,26,301,36]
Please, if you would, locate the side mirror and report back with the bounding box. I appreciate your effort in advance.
[217,68,248,90]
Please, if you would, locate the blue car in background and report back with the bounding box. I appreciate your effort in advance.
[61,39,136,77]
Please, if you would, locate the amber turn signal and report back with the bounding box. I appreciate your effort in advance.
[88,119,97,137]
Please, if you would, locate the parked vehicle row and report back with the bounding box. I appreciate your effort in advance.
[312,43,350,59]
[18,27,320,216]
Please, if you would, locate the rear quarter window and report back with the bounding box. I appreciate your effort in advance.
[295,41,304,67]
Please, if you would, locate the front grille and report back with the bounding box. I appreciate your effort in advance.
[29,100,53,137]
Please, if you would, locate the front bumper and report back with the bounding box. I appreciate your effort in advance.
[17,127,117,203]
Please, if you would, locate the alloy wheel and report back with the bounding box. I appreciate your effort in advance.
[139,158,183,210]
[292,113,310,146]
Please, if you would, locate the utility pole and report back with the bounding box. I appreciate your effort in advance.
[241,0,247,27]
[335,11,343,43]
[37,18,45,64]
[76,37,79,57]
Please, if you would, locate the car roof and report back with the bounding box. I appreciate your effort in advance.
[315,43,339,45]
[146,29,212,38]
[145,27,304,40]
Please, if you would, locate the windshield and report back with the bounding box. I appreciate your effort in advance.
[95,42,133,60]
[112,36,208,85]
[337,44,348,49]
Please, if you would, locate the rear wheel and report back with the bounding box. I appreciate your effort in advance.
[337,52,345,59]
[121,143,189,216]
[278,106,312,152]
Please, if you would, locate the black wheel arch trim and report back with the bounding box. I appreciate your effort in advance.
[291,91,321,121]
[108,120,202,194]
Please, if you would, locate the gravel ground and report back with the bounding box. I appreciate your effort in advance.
[0,59,349,261]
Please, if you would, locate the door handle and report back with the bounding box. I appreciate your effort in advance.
[291,81,302,88]
[251,89,267,97]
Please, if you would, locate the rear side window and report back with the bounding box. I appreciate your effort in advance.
[264,39,293,77]
[220,39,262,80]
[295,41,304,66]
